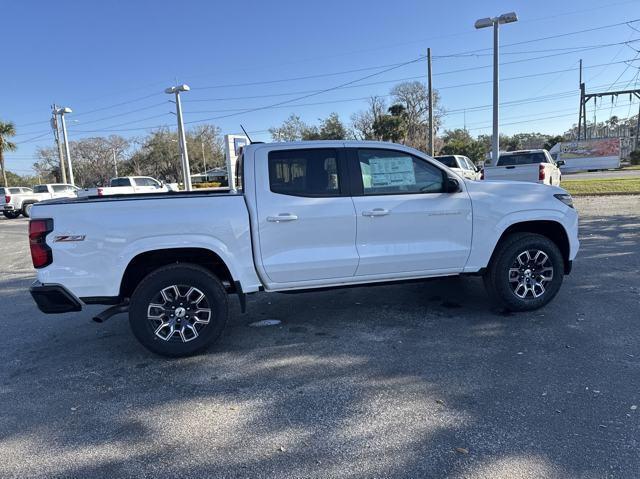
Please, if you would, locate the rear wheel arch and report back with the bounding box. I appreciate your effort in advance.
[119,247,236,300]
[491,220,571,273]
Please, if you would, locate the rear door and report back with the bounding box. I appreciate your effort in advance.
[349,147,472,276]
[254,147,358,284]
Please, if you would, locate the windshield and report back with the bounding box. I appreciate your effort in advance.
[497,152,548,166]
[33,185,49,193]
[434,156,458,168]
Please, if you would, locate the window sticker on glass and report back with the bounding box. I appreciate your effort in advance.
[368,156,416,187]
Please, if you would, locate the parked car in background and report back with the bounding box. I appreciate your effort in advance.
[434,155,481,180]
[29,140,579,357]
[3,184,79,218]
[482,149,563,186]
[1,187,34,218]
[77,176,175,197]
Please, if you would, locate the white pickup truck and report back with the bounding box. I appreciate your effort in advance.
[3,183,79,218]
[482,149,563,186]
[434,155,481,180]
[1,187,33,218]
[77,176,174,197]
[28,141,579,357]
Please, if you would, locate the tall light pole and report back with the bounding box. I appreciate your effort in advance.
[50,104,67,184]
[475,12,518,165]
[56,107,75,185]
[165,84,192,191]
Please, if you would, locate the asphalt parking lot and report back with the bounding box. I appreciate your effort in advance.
[0,196,638,479]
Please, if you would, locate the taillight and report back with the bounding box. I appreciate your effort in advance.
[480,168,484,180]
[29,219,54,269]
[4,195,10,203]
[538,164,545,181]
[97,188,104,196]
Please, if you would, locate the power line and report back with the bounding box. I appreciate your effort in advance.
[182,56,425,125]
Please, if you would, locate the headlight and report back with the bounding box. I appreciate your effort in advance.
[554,193,574,208]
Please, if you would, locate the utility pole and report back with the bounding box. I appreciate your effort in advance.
[165,84,192,191]
[427,47,434,157]
[475,12,518,165]
[577,60,583,141]
[50,104,67,183]
[201,140,207,177]
[112,149,118,177]
[636,102,640,151]
[56,107,75,186]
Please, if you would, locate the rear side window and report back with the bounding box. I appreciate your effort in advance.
[33,185,48,193]
[358,149,444,195]
[9,188,21,194]
[498,152,547,166]
[434,156,458,168]
[268,149,340,197]
[110,178,131,187]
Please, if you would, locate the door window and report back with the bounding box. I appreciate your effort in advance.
[357,149,444,195]
[51,185,68,193]
[268,149,340,197]
[134,177,159,187]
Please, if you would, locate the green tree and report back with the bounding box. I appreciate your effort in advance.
[543,135,564,151]
[373,105,407,143]
[0,121,17,187]
[439,129,487,164]
[269,114,310,141]
[301,113,347,140]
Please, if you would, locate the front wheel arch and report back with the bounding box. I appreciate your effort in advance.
[490,220,571,274]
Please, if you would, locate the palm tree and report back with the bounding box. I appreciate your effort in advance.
[0,121,17,187]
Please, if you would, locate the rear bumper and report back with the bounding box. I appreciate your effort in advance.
[30,281,82,314]
[3,205,15,211]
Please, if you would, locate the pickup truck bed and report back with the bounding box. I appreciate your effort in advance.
[28,140,579,357]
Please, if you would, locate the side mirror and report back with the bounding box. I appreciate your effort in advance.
[446,177,461,193]
[556,160,565,167]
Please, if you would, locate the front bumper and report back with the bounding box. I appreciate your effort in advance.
[30,281,82,314]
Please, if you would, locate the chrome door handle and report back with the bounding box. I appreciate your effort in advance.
[362,208,389,217]
[267,214,299,222]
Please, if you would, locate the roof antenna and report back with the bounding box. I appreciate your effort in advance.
[240,124,253,143]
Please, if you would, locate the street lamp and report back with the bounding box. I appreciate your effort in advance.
[165,84,192,191]
[55,106,75,185]
[475,12,518,165]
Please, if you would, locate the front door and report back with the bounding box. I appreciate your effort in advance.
[256,147,358,284]
[349,148,473,276]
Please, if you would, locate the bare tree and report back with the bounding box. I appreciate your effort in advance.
[350,96,387,140]
[390,81,444,151]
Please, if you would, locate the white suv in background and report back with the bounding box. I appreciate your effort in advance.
[434,155,481,180]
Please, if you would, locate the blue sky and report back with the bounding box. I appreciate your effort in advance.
[3,0,640,174]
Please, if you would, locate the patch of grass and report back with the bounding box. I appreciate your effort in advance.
[561,177,640,196]
[622,165,640,170]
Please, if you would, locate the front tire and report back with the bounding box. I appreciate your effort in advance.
[129,264,228,357]
[484,233,564,311]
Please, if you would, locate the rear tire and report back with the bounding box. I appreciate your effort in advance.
[484,233,564,312]
[2,211,20,219]
[129,264,228,357]
[22,203,34,218]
